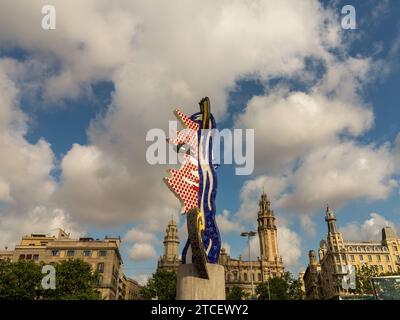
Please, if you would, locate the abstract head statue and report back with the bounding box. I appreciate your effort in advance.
[164,97,221,278]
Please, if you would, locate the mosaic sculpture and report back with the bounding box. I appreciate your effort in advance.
[164,97,221,279]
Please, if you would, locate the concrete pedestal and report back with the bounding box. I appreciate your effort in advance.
[176,263,226,300]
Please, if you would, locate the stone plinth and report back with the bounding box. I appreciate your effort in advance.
[176,263,226,300]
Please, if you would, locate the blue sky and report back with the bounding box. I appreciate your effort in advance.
[0,0,399,283]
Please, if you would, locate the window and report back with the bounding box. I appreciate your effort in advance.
[359,255,363,261]
[388,265,393,272]
[397,256,400,263]
[19,254,25,260]
[26,254,32,260]
[393,245,398,252]
[385,255,390,262]
[97,275,103,286]
[258,273,262,281]
[51,250,60,257]
[244,273,248,282]
[83,250,91,257]
[379,265,384,272]
[377,255,381,262]
[67,250,75,257]
[368,255,372,262]
[383,247,388,252]
[99,250,107,257]
[33,254,39,261]
[97,262,105,273]
[350,255,355,262]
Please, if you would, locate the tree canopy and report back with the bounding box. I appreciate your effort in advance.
[352,264,400,296]
[140,269,177,300]
[226,285,249,300]
[0,259,101,300]
[256,272,304,300]
[43,259,101,300]
[0,259,42,300]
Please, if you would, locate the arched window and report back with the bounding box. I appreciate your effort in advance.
[244,273,248,282]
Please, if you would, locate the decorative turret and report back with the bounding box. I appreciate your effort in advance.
[157,218,180,272]
[325,204,338,234]
[163,218,179,260]
[257,191,279,262]
[309,250,318,266]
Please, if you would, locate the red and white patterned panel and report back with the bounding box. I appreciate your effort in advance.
[164,154,199,213]
[171,109,199,160]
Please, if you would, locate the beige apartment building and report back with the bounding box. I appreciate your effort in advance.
[1,228,141,300]
[304,206,400,300]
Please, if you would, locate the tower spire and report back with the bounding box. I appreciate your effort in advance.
[259,190,271,215]
[325,204,337,234]
[257,191,279,262]
[158,216,180,272]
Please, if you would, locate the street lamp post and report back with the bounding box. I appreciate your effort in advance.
[241,231,257,299]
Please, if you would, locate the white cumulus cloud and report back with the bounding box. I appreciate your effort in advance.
[128,243,157,261]
[340,213,398,241]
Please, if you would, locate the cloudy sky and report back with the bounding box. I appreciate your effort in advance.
[0,0,399,283]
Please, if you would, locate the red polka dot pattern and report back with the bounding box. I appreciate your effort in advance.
[165,109,200,213]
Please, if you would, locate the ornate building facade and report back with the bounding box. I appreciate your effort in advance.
[219,192,284,295]
[0,228,142,300]
[304,206,400,300]
[158,192,285,295]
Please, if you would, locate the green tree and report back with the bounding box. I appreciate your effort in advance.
[0,259,101,300]
[226,285,248,300]
[354,264,379,295]
[0,260,42,300]
[353,264,400,296]
[140,269,176,300]
[256,272,304,300]
[42,259,101,300]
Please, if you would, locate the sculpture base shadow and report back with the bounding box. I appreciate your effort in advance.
[176,263,226,300]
